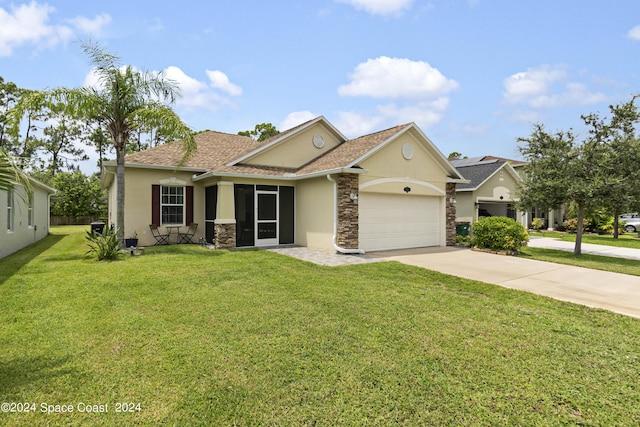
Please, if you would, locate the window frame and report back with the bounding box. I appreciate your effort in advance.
[27,192,34,228]
[6,189,14,232]
[160,185,185,226]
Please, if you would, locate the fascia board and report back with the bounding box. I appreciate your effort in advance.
[192,167,366,183]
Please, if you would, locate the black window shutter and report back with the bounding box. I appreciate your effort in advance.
[186,186,194,225]
[152,185,160,225]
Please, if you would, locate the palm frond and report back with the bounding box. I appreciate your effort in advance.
[0,149,32,199]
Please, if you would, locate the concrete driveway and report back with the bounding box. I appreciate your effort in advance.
[370,246,640,319]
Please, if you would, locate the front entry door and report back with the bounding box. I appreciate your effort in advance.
[256,190,278,246]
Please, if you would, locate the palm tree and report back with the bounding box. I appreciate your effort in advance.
[0,148,31,203]
[10,41,195,242]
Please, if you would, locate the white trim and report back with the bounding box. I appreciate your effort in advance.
[214,219,236,225]
[191,167,367,183]
[359,177,446,195]
[102,161,206,173]
[255,188,279,247]
[159,177,187,186]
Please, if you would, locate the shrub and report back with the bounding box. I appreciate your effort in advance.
[86,227,122,261]
[455,234,472,246]
[531,217,545,231]
[563,218,589,233]
[472,216,529,253]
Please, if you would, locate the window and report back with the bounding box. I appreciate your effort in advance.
[28,193,34,227]
[161,186,184,225]
[7,190,14,231]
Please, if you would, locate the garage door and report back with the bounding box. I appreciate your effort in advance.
[359,193,441,252]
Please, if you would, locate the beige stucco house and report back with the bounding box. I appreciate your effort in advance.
[102,117,465,252]
[1,177,55,259]
[451,156,528,227]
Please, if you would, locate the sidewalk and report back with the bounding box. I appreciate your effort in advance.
[528,236,640,260]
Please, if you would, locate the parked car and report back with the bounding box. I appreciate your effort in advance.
[619,213,640,233]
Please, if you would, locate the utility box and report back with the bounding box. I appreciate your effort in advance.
[456,223,470,237]
[90,221,105,235]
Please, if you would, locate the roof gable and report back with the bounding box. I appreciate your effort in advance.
[229,116,347,169]
[110,117,464,182]
[455,161,520,191]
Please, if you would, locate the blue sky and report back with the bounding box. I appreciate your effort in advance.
[2,0,640,173]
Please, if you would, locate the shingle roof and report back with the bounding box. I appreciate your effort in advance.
[454,162,504,190]
[119,121,412,178]
[122,131,263,170]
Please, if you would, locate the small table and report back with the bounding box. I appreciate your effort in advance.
[165,225,182,244]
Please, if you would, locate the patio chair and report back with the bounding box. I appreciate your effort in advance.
[150,224,169,245]
[178,223,198,244]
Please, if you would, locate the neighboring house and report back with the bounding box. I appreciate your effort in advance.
[1,177,55,259]
[450,156,528,227]
[102,116,466,252]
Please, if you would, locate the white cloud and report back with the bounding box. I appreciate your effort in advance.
[337,0,414,16]
[503,65,567,104]
[502,64,608,109]
[334,57,458,134]
[167,67,241,110]
[205,70,243,96]
[334,111,386,137]
[338,56,459,100]
[627,24,640,41]
[0,2,71,56]
[83,65,242,111]
[280,111,317,131]
[0,2,111,57]
[68,13,111,35]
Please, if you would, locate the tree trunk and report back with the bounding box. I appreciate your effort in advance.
[574,204,584,256]
[116,143,125,245]
[613,210,619,239]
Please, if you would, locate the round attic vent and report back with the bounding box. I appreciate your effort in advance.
[402,142,414,160]
[312,134,325,149]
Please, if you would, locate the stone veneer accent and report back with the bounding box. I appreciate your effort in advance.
[336,173,359,250]
[214,222,236,249]
[446,182,456,246]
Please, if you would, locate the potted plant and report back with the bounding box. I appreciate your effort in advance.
[124,231,139,248]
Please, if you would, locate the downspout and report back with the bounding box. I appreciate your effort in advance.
[326,174,365,255]
[104,167,117,229]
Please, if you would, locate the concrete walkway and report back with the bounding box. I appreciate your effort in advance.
[371,246,640,318]
[529,236,640,260]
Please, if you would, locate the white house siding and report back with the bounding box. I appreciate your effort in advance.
[0,182,52,259]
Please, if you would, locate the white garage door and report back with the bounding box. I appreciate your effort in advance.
[359,193,441,252]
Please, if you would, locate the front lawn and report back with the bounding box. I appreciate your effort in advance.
[530,230,640,249]
[1,226,640,426]
[519,247,640,276]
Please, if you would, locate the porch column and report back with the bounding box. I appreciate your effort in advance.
[214,181,236,249]
[336,174,359,250]
[446,182,456,246]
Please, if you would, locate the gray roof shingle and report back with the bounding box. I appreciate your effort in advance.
[454,162,504,190]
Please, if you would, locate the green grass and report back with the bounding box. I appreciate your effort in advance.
[520,247,640,276]
[523,231,640,276]
[530,230,640,249]
[2,226,640,426]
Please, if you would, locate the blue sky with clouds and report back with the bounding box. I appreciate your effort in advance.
[2,0,639,172]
